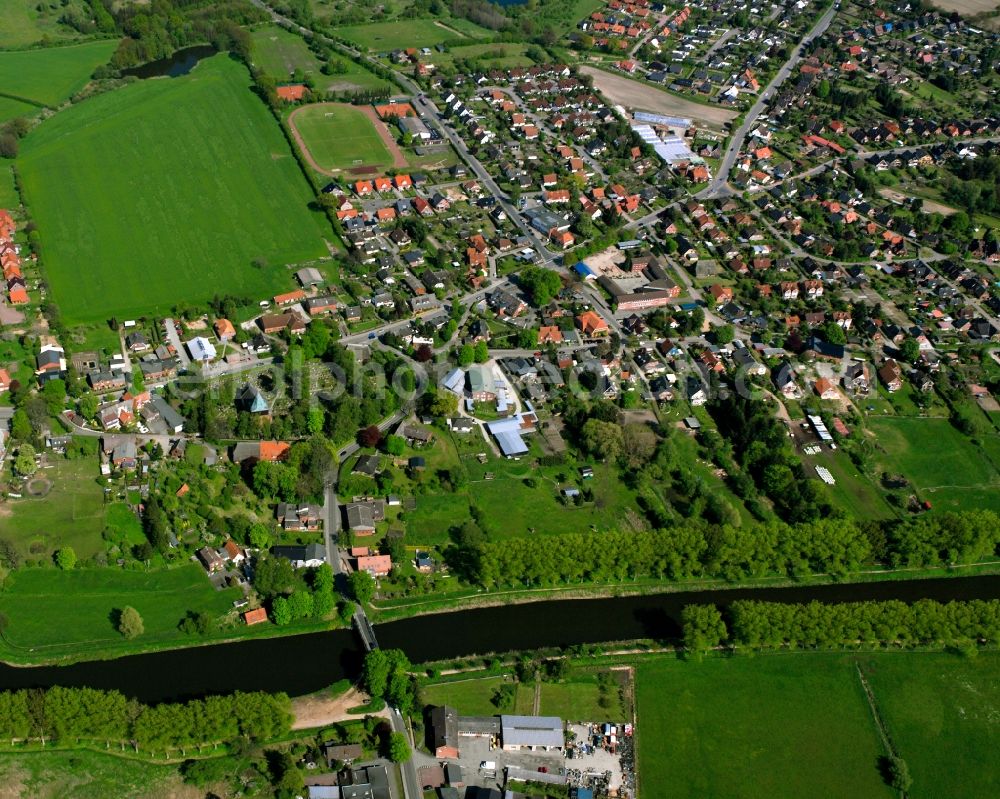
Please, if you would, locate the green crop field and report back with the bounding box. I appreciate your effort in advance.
[19,54,329,323]
[0,40,117,106]
[868,417,1000,512]
[636,655,895,798]
[291,103,394,171]
[4,454,107,561]
[864,652,1000,798]
[424,676,515,716]
[337,18,489,51]
[0,565,240,659]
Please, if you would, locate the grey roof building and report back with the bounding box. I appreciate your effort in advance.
[500,715,564,750]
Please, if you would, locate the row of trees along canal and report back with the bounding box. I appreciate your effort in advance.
[446,509,1000,588]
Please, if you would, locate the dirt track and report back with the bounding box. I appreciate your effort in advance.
[288,102,409,176]
[579,65,737,128]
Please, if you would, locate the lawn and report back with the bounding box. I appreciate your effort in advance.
[0,40,117,106]
[4,454,107,561]
[435,43,538,70]
[290,103,394,171]
[0,565,241,660]
[636,654,894,798]
[868,417,1000,512]
[18,54,329,323]
[806,448,896,521]
[251,25,391,92]
[422,670,625,721]
[337,19,488,51]
[0,163,18,209]
[863,651,1000,799]
[251,24,322,78]
[423,676,516,716]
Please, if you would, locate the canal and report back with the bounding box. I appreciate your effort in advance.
[1,574,997,703]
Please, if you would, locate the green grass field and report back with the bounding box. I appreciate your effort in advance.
[636,655,894,798]
[864,652,1000,798]
[0,565,240,659]
[19,54,329,323]
[423,670,625,720]
[337,18,488,51]
[0,40,117,106]
[0,163,18,209]
[0,1,94,47]
[0,749,189,798]
[423,676,515,716]
[435,43,538,69]
[251,25,391,92]
[0,96,38,123]
[251,24,322,77]
[868,417,1000,512]
[291,103,394,171]
[4,455,106,561]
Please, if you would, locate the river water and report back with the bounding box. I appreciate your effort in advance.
[1,574,997,703]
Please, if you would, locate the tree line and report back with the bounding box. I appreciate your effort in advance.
[0,687,290,750]
[447,510,1000,588]
[682,598,1000,653]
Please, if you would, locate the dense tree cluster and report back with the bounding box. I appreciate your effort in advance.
[709,393,832,522]
[102,0,264,70]
[361,649,418,716]
[0,687,290,749]
[448,511,1000,588]
[728,598,1000,650]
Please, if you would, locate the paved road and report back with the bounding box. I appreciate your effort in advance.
[389,708,422,799]
[162,318,191,369]
[698,3,839,199]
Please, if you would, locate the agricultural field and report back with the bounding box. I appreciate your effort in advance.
[0,96,37,124]
[0,0,94,47]
[290,103,396,172]
[863,651,1000,798]
[0,565,241,661]
[336,18,489,51]
[0,163,19,209]
[3,453,107,561]
[636,655,895,798]
[0,40,117,107]
[867,417,1000,512]
[18,54,329,324]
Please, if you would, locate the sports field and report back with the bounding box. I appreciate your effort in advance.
[290,103,396,171]
[18,54,329,323]
[868,416,1000,512]
[337,18,489,51]
[0,565,240,659]
[636,655,894,798]
[0,40,117,107]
